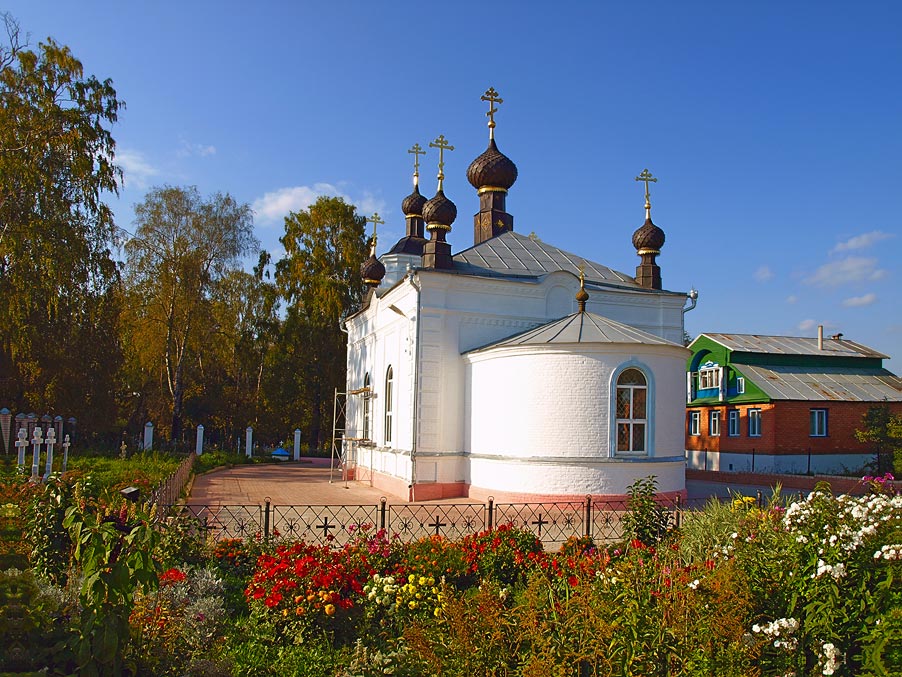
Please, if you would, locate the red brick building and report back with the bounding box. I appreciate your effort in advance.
[685,331,902,474]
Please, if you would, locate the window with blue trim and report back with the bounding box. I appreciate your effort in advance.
[728,410,740,436]
[748,408,761,437]
[810,408,828,437]
[710,410,721,436]
[616,368,647,453]
[689,411,700,436]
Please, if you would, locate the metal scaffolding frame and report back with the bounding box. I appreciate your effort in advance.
[330,386,370,484]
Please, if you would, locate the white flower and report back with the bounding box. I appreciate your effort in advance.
[688,579,700,590]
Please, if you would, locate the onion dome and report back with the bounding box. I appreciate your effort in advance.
[360,252,385,288]
[423,188,457,228]
[466,139,518,191]
[401,183,427,217]
[632,217,666,253]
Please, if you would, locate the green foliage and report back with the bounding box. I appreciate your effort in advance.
[123,184,258,444]
[0,567,78,673]
[68,450,181,502]
[63,500,160,676]
[270,196,367,450]
[622,475,674,547]
[193,447,256,474]
[0,13,123,430]
[855,402,902,474]
[459,523,544,587]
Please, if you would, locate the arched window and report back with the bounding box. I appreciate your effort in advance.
[362,373,371,441]
[384,366,394,445]
[615,368,647,454]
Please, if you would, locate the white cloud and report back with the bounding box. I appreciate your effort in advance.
[177,139,217,158]
[831,230,894,254]
[252,183,387,227]
[797,319,818,332]
[804,256,887,287]
[842,293,877,307]
[753,265,774,282]
[786,295,798,304]
[116,148,159,189]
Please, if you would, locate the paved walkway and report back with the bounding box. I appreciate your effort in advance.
[187,460,779,506]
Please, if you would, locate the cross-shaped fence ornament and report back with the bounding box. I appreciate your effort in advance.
[429,134,454,189]
[31,427,43,480]
[531,513,549,536]
[408,143,425,185]
[481,87,504,138]
[62,434,71,472]
[316,516,336,539]
[428,514,447,536]
[43,428,56,481]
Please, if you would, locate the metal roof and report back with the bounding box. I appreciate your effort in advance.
[700,333,889,359]
[453,231,642,288]
[738,364,902,402]
[467,311,681,353]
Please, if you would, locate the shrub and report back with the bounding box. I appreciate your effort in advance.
[621,476,673,547]
[458,523,543,586]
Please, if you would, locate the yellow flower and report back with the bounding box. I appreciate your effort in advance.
[324,604,336,616]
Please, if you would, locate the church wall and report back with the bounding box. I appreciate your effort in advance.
[463,342,688,497]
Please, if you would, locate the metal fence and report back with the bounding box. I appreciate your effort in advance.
[148,453,194,517]
[171,495,699,549]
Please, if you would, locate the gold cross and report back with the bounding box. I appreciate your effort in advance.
[429,134,454,189]
[635,168,657,210]
[366,213,384,251]
[481,87,503,138]
[408,143,425,184]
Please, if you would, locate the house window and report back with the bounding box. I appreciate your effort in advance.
[384,366,394,444]
[362,373,371,441]
[748,408,761,437]
[728,410,740,436]
[616,368,647,453]
[810,408,828,437]
[689,411,700,436]
[710,410,721,436]
[736,377,745,394]
[699,367,721,390]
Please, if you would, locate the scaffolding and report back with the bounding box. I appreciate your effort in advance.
[330,386,370,484]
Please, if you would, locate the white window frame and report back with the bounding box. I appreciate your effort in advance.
[728,410,740,437]
[748,408,761,437]
[810,408,828,437]
[689,411,700,436]
[362,373,371,441]
[710,410,721,436]
[736,377,746,394]
[699,367,721,390]
[384,366,394,445]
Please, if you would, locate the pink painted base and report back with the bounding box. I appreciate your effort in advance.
[358,467,686,504]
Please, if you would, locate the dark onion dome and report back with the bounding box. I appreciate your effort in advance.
[401,183,427,216]
[360,253,386,287]
[632,217,666,252]
[466,138,518,191]
[423,188,457,227]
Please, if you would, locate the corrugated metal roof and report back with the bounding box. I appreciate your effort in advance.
[466,311,681,353]
[738,364,902,401]
[701,333,888,359]
[453,231,641,288]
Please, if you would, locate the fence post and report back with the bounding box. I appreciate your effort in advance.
[264,498,271,541]
[584,495,592,539]
[674,494,682,529]
[380,497,387,531]
[487,497,494,531]
[757,490,763,509]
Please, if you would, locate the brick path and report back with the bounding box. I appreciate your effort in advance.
[188,460,393,506]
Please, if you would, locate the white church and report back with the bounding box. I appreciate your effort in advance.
[342,89,694,502]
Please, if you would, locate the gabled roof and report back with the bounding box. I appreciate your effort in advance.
[466,310,682,354]
[452,231,643,288]
[737,364,902,402]
[696,333,888,359]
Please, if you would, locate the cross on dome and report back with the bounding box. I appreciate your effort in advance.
[407,143,425,186]
[429,134,454,191]
[635,168,657,218]
[481,87,503,139]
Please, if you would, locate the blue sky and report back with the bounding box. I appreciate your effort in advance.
[7,1,902,366]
